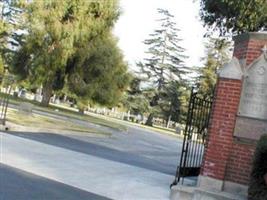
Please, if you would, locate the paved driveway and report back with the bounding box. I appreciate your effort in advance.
[0,116,182,199]
[0,164,111,200]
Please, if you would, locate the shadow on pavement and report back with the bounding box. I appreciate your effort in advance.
[6,131,175,175]
[0,164,112,200]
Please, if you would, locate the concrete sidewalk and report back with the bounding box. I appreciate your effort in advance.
[1,132,173,200]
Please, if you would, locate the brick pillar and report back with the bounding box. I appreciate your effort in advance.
[233,33,267,66]
[201,78,242,180]
[199,32,267,192]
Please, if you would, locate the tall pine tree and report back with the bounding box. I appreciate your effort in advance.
[138,8,189,126]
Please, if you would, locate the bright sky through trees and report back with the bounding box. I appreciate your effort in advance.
[113,0,206,70]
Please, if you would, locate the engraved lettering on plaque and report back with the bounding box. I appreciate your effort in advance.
[238,55,267,120]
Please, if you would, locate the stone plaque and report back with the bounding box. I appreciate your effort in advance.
[234,116,267,140]
[238,54,267,120]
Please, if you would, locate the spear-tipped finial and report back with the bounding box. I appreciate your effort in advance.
[262,45,267,59]
[262,45,267,54]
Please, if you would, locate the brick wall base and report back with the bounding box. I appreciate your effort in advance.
[225,142,255,185]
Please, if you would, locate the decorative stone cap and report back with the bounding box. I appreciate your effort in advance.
[218,57,243,80]
[233,32,267,43]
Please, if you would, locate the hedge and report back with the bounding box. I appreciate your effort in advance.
[248,134,267,200]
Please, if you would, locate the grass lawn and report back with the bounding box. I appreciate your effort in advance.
[86,111,182,138]
[7,108,111,136]
[1,92,182,138]
[0,92,127,132]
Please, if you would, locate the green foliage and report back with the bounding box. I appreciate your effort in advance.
[197,38,231,96]
[0,1,13,79]
[0,0,25,71]
[10,0,129,107]
[158,81,189,123]
[0,20,8,76]
[137,8,189,125]
[248,134,267,200]
[67,34,130,107]
[0,55,5,80]
[139,8,189,89]
[0,0,24,85]
[121,76,150,115]
[200,0,267,35]
[2,73,14,87]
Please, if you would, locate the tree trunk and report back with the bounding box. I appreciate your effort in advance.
[41,82,53,107]
[166,115,171,128]
[145,113,154,126]
[78,108,84,114]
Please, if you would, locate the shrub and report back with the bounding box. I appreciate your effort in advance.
[248,134,267,200]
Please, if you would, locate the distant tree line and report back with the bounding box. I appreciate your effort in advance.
[0,0,235,128]
[0,0,130,110]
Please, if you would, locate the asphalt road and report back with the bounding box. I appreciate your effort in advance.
[0,164,111,200]
[2,109,183,199]
[7,124,182,176]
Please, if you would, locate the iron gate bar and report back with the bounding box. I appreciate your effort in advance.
[175,88,195,184]
[193,99,202,166]
[193,97,202,167]
[171,88,213,187]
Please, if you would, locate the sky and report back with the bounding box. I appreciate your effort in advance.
[113,0,207,71]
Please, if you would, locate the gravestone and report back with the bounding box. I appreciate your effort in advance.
[19,102,34,114]
[34,87,43,102]
[235,51,267,140]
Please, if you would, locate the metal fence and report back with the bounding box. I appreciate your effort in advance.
[171,89,213,186]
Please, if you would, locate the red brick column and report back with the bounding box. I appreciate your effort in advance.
[233,33,267,65]
[201,78,242,180]
[225,143,255,185]
[200,32,267,190]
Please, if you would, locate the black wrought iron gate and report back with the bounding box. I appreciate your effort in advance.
[171,89,213,186]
